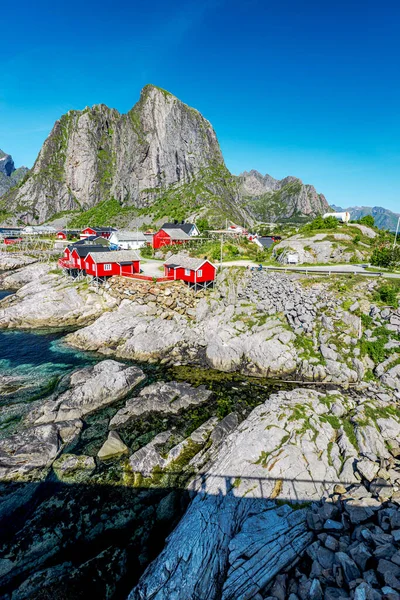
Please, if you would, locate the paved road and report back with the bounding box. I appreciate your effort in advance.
[138,256,165,277]
[138,254,400,279]
[221,260,400,278]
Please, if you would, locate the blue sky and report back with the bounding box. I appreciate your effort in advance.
[2,0,400,211]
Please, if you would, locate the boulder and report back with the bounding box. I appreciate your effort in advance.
[97,431,129,460]
[26,361,146,426]
[110,381,211,429]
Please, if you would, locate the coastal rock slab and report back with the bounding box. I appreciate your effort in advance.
[110,381,211,429]
[0,424,60,481]
[53,453,96,482]
[130,498,312,600]
[26,361,146,425]
[0,275,117,329]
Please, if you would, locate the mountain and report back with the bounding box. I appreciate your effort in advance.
[0,150,29,198]
[1,85,243,224]
[239,170,330,223]
[1,86,329,226]
[331,204,400,230]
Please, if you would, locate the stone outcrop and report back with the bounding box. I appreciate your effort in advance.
[0,267,118,328]
[0,254,37,274]
[240,170,330,222]
[130,385,400,599]
[25,360,146,426]
[273,232,368,264]
[106,277,203,319]
[110,381,211,429]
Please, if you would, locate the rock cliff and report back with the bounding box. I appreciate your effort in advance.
[240,169,330,222]
[2,85,242,223]
[0,150,29,198]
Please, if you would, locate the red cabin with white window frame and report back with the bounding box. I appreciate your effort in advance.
[152,228,191,249]
[84,250,141,278]
[164,253,216,286]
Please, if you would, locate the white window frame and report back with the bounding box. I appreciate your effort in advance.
[184,268,191,276]
[197,269,202,277]
[104,263,112,271]
[85,261,89,270]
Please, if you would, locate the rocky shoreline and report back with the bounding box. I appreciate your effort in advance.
[1,257,400,599]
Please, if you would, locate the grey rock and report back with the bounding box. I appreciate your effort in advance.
[26,361,146,426]
[334,552,361,584]
[350,542,372,570]
[110,381,211,429]
[97,431,129,460]
[308,578,323,600]
[129,500,312,600]
[0,424,60,481]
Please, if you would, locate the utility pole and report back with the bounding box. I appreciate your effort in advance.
[220,233,223,268]
[393,216,400,250]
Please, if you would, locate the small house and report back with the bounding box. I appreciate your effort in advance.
[56,229,81,240]
[160,221,200,237]
[69,245,111,270]
[80,226,116,239]
[84,250,140,278]
[164,253,216,288]
[153,228,191,249]
[109,231,147,250]
[4,236,22,245]
[252,236,276,250]
[22,225,57,235]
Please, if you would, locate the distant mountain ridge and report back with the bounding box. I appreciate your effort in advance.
[0,150,29,198]
[239,169,329,223]
[332,204,399,230]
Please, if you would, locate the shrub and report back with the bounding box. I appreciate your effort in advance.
[370,246,400,269]
[359,215,375,227]
[140,246,153,258]
[302,215,339,232]
[196,217,209,232]
[374,284,399,308]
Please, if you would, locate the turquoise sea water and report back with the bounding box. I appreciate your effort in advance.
[0,293,100,436]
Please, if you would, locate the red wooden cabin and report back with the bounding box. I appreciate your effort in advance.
[164,253,216,287]
[58,245,111,271]
[84,250,140,278]
[152,228,190,249]
[80,227,116,240]
[4,237,22,245]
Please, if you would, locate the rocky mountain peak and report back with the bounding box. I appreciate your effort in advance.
[0,150,29,199]
[239,170,329,223]
[0,151,15,177]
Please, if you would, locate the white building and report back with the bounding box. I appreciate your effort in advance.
[109,230,148,250]
[22,225,57,235]
[323,212,351,223]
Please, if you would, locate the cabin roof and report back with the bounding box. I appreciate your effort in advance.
[88,250,140,263]
[160,228,191,241]
[70,245,111,257]
[164,252,213,271]
[83,226,116,233]
[161,222,196,235]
